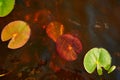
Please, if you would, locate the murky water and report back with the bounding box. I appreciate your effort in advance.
[0,0,120,80]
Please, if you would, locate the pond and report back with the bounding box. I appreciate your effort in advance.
[0,0,120,80]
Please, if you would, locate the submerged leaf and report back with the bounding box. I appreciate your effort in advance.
[46,21,64,42]
[0,73,6,77]
[56,34,82,61]
[0,0,15,17]
[1,20,31,49]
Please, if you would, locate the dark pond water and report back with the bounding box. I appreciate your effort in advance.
[0,0,120,80]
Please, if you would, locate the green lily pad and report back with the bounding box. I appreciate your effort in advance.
[83,48,116,75]
[1,20,31,49]
[0,0,15,17]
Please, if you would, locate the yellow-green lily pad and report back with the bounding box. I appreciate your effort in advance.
[0,0,15,17]
[1,20,31,49]
[83,48,116,75]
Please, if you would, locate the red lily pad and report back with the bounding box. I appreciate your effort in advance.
[56,34,82,61]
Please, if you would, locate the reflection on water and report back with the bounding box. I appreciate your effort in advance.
[0,0,120,80]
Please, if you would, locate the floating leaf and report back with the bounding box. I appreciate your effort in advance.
[0,0,15,17]
[83,48,98,73]
[83,48,116,75]
[46,21,64,42]
[56,34,82,61]
[108,65,116,74]
[1,20,31,49]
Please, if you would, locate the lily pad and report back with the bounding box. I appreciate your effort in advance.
[83,48,116,75]
[1,20,31,49]
[56,34,82,61]
[0,0,15,17]
[46,21,64,42]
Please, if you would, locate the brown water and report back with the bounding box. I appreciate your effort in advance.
[0,0,120,80]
